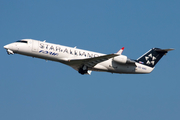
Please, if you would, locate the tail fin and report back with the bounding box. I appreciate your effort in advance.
[136,48,174,67]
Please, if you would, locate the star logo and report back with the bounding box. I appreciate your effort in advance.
[145,54,156,65]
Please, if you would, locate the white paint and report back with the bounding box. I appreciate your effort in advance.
[4,39,170,75]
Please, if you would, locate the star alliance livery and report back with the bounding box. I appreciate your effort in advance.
[4,39,173,75]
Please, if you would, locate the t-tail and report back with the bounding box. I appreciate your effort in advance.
[136,48,174,68]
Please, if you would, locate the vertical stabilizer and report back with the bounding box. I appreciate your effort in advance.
[136,48,174,67]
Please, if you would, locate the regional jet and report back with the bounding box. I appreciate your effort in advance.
[4,39,173,75]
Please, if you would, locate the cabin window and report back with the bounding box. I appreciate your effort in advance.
[16,40,28,43]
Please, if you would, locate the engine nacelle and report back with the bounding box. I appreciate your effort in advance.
[113,55,135,64]
[113,55,127,64]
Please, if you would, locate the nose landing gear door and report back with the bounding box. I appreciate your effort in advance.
[32,40,39,52]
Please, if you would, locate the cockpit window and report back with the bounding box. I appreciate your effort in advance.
[16,40,28,43]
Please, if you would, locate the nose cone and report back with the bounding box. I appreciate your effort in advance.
[4,44,9,49]
[4,44,14,55]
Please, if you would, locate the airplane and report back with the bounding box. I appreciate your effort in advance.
[4,39,174,75]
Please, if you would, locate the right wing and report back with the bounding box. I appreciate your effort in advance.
[68,53,119,69]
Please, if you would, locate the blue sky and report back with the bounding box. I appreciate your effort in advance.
[0,0,179,120]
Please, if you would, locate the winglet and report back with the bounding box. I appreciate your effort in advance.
[117,47,124,55]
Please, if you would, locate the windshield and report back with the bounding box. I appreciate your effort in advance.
[16,40,28,43]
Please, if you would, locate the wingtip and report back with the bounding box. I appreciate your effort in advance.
[117,47,125,55]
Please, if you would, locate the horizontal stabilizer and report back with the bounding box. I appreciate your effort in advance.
[155,48,174,52]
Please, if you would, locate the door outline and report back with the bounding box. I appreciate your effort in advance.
[32,40,39,52]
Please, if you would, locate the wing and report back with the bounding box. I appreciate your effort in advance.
[68,54,118,69]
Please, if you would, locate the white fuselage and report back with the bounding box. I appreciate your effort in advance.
[4,39,154,74]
